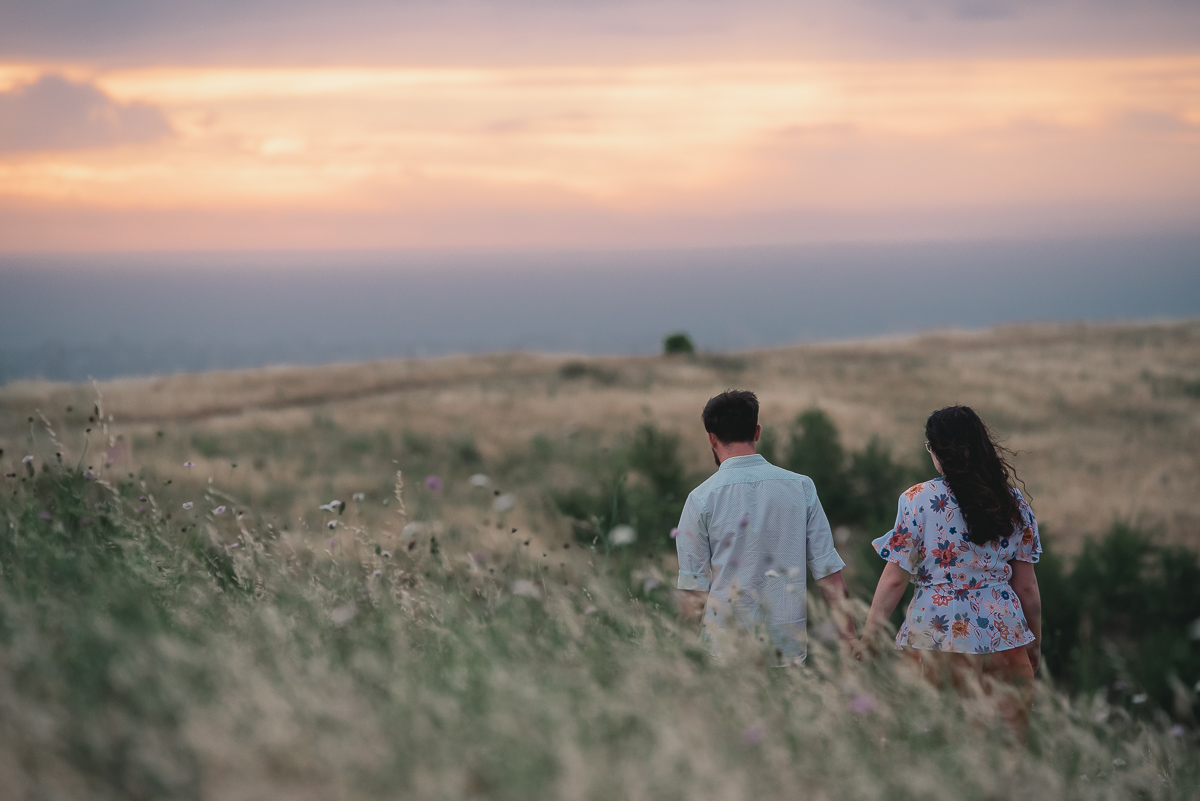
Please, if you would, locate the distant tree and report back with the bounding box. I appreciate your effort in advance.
[662,332,695,355]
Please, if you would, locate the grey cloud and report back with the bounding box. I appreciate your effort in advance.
[0,74,172,153]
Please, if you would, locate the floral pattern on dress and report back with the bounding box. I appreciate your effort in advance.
[872,477,1041,654]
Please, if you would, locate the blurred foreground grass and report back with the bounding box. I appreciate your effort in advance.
[2,452,1197,800]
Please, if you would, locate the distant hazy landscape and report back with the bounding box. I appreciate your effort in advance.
[3,236,1199,382]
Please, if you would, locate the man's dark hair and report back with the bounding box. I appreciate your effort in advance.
[702,390,759,444]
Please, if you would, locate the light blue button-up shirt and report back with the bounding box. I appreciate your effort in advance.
[675,453,846,662]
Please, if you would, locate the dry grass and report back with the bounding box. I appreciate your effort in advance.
[2,320,1198,551]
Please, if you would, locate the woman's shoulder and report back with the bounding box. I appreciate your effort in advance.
[899,477,948,504]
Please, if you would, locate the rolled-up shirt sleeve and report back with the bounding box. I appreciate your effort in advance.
[675,493,712,591]
[805,481,846,580]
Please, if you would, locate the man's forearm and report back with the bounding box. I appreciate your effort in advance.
[815,571,858,641]
[676,589,708,623]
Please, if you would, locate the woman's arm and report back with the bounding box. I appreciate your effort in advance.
[1010,560,1042,673]
[863,561,911,647]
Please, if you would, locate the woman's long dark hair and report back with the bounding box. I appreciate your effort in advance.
[925,406,1023,545]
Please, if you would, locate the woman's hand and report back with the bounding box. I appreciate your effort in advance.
[1025,640,1041,674]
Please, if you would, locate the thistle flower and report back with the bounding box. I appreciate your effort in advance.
[213,505,226,515]
[182,502,194,510]
[848,693,877,716]
[183,461,194,468]
[424,475,443,491]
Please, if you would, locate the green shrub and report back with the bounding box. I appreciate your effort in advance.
[1039,522,1200,716]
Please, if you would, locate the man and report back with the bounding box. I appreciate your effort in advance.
[675,389,857,664]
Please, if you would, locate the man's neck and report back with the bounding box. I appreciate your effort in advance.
[715,442,757,464]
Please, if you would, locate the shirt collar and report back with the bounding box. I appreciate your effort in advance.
[718,453,767,471]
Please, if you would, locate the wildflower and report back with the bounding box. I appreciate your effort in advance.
[609,525,636,546]
[352,492,365,501]
[1170,724,1186,737]
[1131,693,1148,704]
[669,527,679,539]
[381,550,392,558]
[182,502,194,510]
[330,603,356,627]
[329,538,338,548]
[82,470,95,479]
[138,495,148,502]
[493,493,515,512]
[469,473,490,488]
[327,521,337,529]
[183,461,194,468]
[848,693,877,716]
[583,605,598,615]
[213,505,226,515]
[742,724,764,745]
[424,475,443,491]
[511,580,541,598]
[372,569,382,578]
[229,542,239,548]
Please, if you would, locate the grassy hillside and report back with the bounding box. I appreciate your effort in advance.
[0,320,1198,799]
[3,320,1198,550]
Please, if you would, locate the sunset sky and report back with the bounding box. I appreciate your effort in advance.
[2,0,1198,251]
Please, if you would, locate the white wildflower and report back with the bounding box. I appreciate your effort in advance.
[492,493,515,513]
[469,473,490,488]
[511,580,541,598]
[609,525,636,546]
[330,604,356,627]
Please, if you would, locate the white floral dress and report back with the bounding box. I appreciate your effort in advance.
[871,478,1041,653]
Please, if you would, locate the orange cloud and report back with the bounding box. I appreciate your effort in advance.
[0,57,1197,249]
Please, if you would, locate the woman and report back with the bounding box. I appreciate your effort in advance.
[863,405,1042,730]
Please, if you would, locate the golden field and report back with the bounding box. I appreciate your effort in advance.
[2,319,1198,554]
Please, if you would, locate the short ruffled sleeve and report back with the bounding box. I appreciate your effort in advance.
[1010,491,1042,564]
[871,489,922,573]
